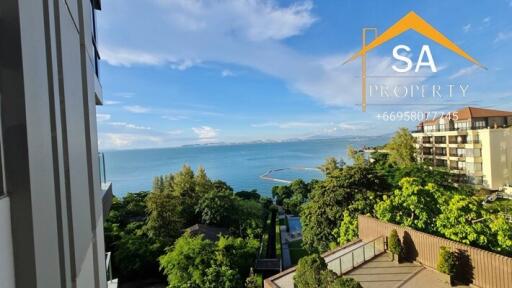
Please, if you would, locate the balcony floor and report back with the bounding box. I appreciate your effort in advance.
[345,254,460,288]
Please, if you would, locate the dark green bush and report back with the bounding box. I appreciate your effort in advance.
[388,229,402,258]
[436,246,456,276]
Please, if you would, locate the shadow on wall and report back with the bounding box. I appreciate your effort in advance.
[402,231,418,261]
[454,249,474,285]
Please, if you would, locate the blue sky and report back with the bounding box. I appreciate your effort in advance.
[96,0,512,150]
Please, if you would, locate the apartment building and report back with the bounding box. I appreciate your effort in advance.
[0,0,112,287]
[412,107,512,190]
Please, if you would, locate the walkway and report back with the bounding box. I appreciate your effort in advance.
[345,254,452,288]
[280,226,291,268]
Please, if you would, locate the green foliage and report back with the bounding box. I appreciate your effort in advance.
[329,277,363,288]
[388,229,402,257]
[375,178,442,233]
[159,234,258,288]
[235,189,261,201]
[436,246,456,276]
[436,195,491,247]
[293,254,329,288]
[294,254,362,288]
[490,215,512,255]
[272,185,293,206]
[145,189,184,245]
[196,188,237,227]
[336,211,358,246]
[319,156,343,175]
[347,145,366,166]
[302,163,388,252]
[235,199,266,239]
[159,233,215,287]
[244,269,260,288]
[386,128,416,167]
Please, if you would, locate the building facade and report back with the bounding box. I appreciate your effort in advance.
[0,0,112,287]
[412,107,512,190]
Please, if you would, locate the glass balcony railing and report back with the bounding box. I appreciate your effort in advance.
[98,152,108,189]
[325,236,385,275]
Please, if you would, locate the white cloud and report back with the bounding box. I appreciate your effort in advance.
[98,0,433,108]
[109,122,152,130]
[449,65,480,79]
[251,121,329,128]
[114,92,135,98]
[123,105,151,113]
[99,133,163,150]
[104,100,121,105]
[162,115,188,121]
[495,31,512,43]
[221,69,235,77]
[96,113,111,122]
[192,126,218,140]
[462,24,471,33]
[167,129,184,135]
[483,17,491,24]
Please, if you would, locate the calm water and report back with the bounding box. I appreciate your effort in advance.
[104,137,388,197]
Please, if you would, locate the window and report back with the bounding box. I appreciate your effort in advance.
[473,120,486,129]
[454,121,469,131]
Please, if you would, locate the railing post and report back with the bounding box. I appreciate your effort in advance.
[351,251,354,269]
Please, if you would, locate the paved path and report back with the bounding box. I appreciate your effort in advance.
[280,225,291,269]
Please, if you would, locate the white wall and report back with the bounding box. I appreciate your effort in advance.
[0,197,15,288]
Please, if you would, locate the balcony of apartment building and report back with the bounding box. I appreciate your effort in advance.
[433,159,448,168]
[99,152,113,218]
[433,136,446,145]
[421,148,433,157]
[433,147,447,157]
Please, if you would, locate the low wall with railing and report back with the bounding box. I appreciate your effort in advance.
[358,215,512,288]
[264,237,385,288]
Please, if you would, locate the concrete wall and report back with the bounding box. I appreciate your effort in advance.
[0,0,106,287]
[0,198,15,288]
[358,215,512,288]
[479,128,512,189]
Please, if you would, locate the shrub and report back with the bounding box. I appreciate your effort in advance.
[329,277,363,288]
[388,229,402,257]
[436,246,456,276]
[294,254,328,288]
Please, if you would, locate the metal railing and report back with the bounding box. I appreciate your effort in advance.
[325,236,385,276]
[105,252,113,282]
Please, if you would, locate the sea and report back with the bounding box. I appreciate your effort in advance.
[104,136,388,198]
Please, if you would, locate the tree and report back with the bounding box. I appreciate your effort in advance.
[336,211,358,246]
[272,185,293,205]
[195,166,213,197]
[375,178,442,233]
[347,145,366,166]
[172,165,199,224]
[489,214,512,256]
[114,223,162,280]
[159,234,214,287]
[196,189,236,227]
[302,164,387,251]
[235,189,261,201]
[386,128,416,167]
[319,157,342,175]
[436,195,491,247]
[145,189,184,246]
[234,199,265,239]
[159,234,258,288]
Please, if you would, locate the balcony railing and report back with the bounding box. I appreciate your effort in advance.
[325,236,385,275]
[98,152,107,188]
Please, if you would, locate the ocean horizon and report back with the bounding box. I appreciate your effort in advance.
[104,136,389,197]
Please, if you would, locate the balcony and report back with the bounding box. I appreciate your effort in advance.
[99,152,113,218]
